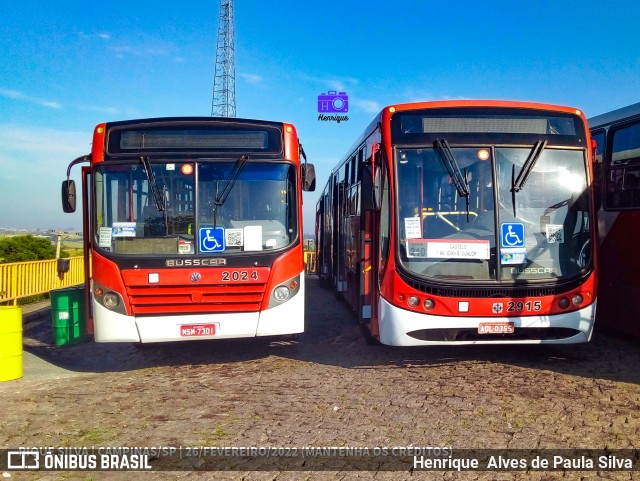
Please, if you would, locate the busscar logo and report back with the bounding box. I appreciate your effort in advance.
[317,90,349,123]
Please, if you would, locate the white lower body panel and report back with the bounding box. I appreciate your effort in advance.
[378,296,596,346]
[93,274,305,343]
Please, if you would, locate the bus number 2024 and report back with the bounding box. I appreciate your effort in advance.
[221,270,259,282]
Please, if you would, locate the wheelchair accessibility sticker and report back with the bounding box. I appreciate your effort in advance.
[501,223,525,248]
[200,227,225,253]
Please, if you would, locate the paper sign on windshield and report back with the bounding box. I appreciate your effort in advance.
[407,239,490,259]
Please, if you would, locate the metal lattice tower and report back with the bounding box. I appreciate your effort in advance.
[211,0,236,117]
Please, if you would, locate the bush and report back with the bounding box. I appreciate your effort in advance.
[0,235,56,263]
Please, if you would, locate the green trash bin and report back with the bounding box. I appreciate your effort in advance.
[50,286,87,346]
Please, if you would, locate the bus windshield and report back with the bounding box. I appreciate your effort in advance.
[94,161,297,255]
[396,145,591,281]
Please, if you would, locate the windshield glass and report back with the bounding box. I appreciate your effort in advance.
[396,146,591,281]
[94,161,297,255]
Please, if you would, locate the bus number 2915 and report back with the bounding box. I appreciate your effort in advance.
[507,300,542,312]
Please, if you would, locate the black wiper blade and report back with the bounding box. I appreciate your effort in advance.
[512,140,547,193]
[214,155,249,208]
[433,139,470,197]
[140,156,166,211]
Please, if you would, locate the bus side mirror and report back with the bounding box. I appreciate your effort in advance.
[62,180,77,213]
[302,163,316,192]
[373,166,382,211]
[57,258,70,280]
[370,142,382,211]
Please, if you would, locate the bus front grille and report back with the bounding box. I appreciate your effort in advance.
[126,283,267,315]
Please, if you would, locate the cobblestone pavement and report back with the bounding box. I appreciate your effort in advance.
[1,276,639,481]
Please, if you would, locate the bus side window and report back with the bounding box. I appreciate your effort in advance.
[604,121,640,210]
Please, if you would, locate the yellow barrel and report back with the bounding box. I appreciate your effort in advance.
[0,306,23,381]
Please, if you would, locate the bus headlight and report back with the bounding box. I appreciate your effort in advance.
[408,296,420,307]
[268,275,301,308]
[274,286,290,302]
[571,294,583,306]
[103,292,120,309]
[423,299,435,310]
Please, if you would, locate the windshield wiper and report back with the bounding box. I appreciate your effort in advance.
[434,139,470,198]
[510,140,547,217]
[512,140,547,193]
[140,156,166,211]
[213,155,249,210]
[434,139,471,222]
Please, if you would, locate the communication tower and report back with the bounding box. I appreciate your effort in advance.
[211,0,236,117]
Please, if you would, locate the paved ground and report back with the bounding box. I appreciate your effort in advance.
[1,276,639,481]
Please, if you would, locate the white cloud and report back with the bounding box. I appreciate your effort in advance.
[78,105,120,115]
[239,73,263,84]
[352,99,382,114]
[0,88,62,109]
[300,74,359,93]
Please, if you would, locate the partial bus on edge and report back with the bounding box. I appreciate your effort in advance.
[589,102,640,338]
[316,100,597,345]
[62,117,315,343]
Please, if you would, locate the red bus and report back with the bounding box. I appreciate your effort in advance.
[589,102,640,337]
[316,100,597,345]
[62,117,315,343]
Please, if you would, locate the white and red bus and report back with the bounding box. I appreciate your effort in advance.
[316,100,597,345]
[589,102,640,337]
[62,117,315,343]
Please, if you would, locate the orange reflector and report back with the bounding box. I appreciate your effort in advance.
[181,164,194,175]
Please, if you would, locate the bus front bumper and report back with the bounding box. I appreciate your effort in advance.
[378,296,596,346]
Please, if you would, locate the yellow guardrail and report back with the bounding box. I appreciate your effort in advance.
[0,256,85,305]
[304,251,316,274]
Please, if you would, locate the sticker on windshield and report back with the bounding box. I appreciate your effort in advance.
[545,224,564,243]
[500,223,525,248]
[226,228,244,247]
[99,227,112,247]
[407,239,490,259]
[501,247,527,265]
[404,217,422,239]
[199,227,225,253]
[112,222,136,237]
[178,239,193,254]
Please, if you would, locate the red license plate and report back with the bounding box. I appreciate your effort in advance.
[478,322,515,334]
[180,324,217,337]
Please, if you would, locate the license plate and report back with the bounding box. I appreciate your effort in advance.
[180,324,217,337]
[478,322,515,334]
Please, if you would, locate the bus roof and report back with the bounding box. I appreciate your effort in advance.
[588,102,640,130]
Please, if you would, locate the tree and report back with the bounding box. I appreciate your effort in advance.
[0,235,56,263]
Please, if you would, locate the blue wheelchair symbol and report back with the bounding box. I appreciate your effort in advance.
[501,223,525,248]
[199,227,225,253]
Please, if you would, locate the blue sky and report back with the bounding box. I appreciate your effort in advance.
[1,0,639,234]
